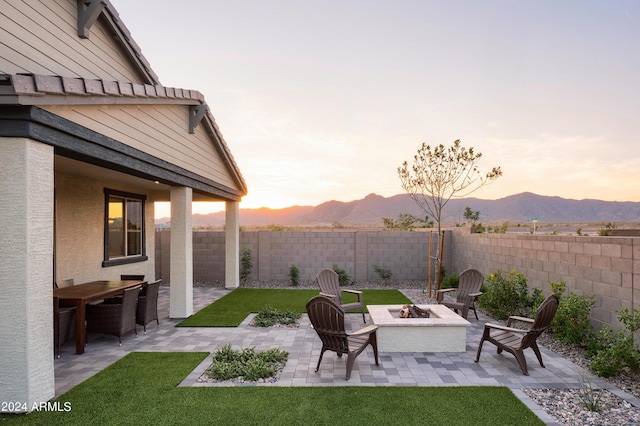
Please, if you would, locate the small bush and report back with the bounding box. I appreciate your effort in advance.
[549,281,595,344]
[588,308,640,378]
[288,264,300,286]
[207,344,288,381]
[240,248,253,281]
[332,264,353,286]
[441,273,459,289]
[373,263,392,280]
[254,305,301,327]
[478,270,538,320]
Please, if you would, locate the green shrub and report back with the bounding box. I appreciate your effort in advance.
[332,264,353,286]
[253,305,301,327]
[373,263,393,280]
[207,344,288,381]
[579,377,605,412]
[588,308,640,378]
[288,264,300,286]
[549,281,595,344]
[478,270,538,320]
[441,273,459,289]
[240,248,253,281]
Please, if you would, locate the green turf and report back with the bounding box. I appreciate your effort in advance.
[176,288,413,327]
[2,352,544,425]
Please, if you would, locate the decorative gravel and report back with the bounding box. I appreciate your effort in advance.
[196,279,640,423]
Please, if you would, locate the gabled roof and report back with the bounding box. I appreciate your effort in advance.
[0,1,248,196]
[93,0,160,84]
[0,72,248,195]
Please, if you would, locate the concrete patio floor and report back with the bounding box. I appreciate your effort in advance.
[54,286,640,425]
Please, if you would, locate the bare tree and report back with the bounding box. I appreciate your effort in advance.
[398,140,502,234]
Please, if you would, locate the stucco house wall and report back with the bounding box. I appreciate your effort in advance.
[54,171,156,283]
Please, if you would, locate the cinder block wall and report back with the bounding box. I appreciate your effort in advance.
[156,228,640,330]
[449,228,640,330]
[156,230,450,283]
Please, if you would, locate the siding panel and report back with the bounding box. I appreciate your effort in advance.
[46,105,239,189]
[0,0,143,82]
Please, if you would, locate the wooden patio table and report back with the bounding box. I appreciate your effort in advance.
[53,280,145,354]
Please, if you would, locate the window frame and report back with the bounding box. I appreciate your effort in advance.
[102,188,148,267]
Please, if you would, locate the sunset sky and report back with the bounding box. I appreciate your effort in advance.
[110,1,640,218]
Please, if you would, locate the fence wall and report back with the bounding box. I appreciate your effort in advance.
[155,229,450,283]
[449,228,640,330]
[155,228,640,330]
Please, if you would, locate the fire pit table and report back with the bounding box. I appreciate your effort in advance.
[367,304,470,352]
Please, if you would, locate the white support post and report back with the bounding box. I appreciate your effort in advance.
[0,138,54,410]
[225,201,240,289]
[169,187,193,318]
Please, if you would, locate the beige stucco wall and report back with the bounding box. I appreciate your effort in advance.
[55,172,156,283]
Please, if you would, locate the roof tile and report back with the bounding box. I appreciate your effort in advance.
[84,79,106,95]
[102,80,120,95]
[10,75,41,95]
[155,85,166,98]
[118,81,134,97]
[35,75,64,94]
[132,83,146,97]
[62,77,86,95]
[144,84,157,97]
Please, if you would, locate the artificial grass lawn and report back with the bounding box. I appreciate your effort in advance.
[177,288,413,327]
[3,352,544,425]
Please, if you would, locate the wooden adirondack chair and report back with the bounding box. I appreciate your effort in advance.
[316,268,366,322]
[306,295,379,380]
[437,268,484,319]
[475,294,560,375]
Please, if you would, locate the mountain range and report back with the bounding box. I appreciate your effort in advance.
[155,192,640,228]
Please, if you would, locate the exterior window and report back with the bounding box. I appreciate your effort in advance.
[103,189,147,266]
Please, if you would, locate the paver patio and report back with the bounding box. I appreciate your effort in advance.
[54,287,640,426]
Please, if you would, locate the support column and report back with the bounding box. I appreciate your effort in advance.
[170,187,193,318]
[0,138,54,409]
[225,201,240,289]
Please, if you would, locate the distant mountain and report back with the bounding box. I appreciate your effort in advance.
[155,192,640,227]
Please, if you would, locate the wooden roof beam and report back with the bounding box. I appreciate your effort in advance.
[78,0,106,39]
[189,105,207,134]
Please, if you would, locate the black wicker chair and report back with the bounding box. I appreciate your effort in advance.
[86,285,141,345]
[136,279,161,333]
[53,296,76,358]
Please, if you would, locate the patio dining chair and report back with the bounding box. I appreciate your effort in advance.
[436,268,484,319]
[306,295,379,380]
[316,268,366,322]
[54,278,74,289]
[120,274,145,281]
[136,279,161,333]
[53,296,76,358]
[475,293,559,375]
[85,285,141,346]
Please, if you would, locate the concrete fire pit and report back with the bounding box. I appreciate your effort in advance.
[367,304,470,352]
